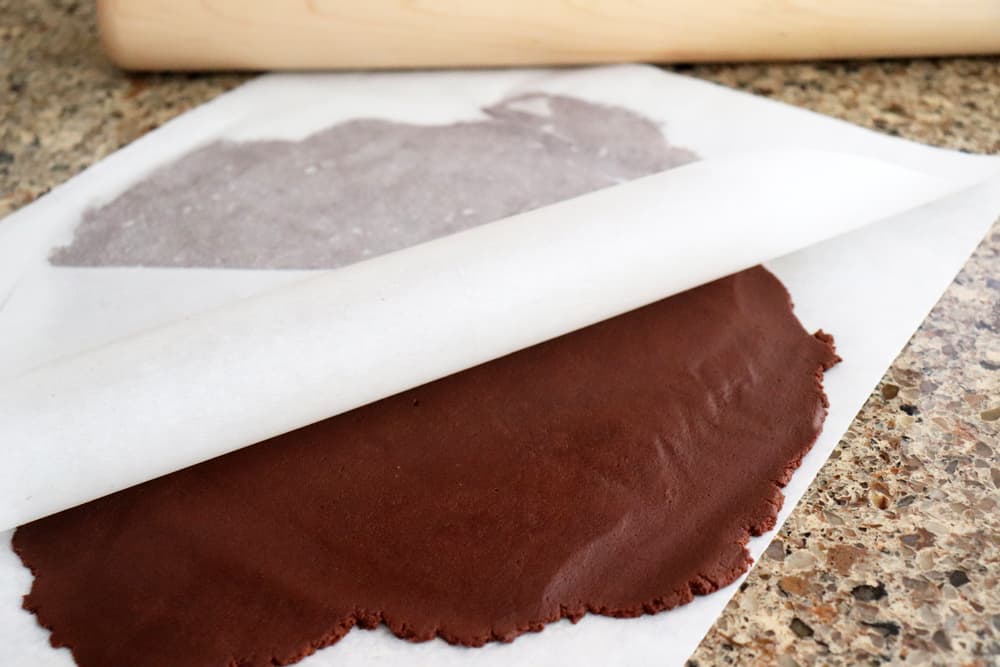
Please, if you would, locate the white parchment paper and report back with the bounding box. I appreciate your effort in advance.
[0,65,998,666]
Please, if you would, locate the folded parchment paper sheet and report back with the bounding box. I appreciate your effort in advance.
[1,65,998,666]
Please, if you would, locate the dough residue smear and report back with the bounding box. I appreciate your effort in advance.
[13,266,839,667]
[49,94,697,270]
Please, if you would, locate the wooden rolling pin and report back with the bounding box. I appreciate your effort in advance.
[98,0,1000,71]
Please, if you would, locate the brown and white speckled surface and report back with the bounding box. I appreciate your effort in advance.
[2,1,999,666]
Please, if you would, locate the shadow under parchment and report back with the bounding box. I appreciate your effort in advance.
[52,94,697,270]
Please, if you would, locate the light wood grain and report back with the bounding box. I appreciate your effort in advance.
[97,0,1000,70]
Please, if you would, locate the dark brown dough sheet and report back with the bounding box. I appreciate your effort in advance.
[13,266,839,667]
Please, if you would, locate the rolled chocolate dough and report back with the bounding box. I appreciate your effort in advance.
[14,266,839,667]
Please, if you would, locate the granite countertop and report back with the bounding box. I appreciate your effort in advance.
[2,1,999,665]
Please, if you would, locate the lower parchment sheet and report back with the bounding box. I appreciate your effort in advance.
[0,64,999,666]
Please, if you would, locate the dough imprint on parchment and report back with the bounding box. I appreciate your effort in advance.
[51,94,697,269]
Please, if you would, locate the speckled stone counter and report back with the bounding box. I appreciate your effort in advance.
[2,1,999,666]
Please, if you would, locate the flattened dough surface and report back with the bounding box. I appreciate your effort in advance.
[14,266,839,667]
